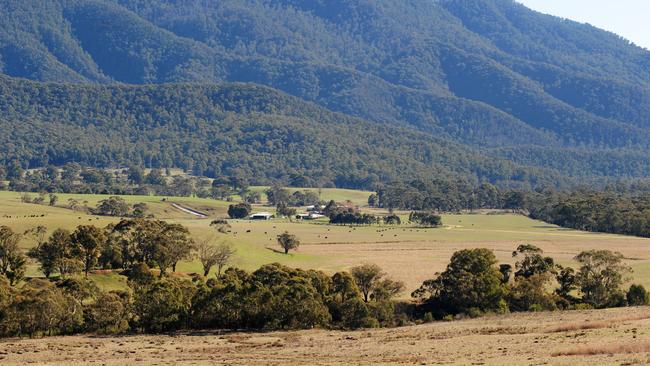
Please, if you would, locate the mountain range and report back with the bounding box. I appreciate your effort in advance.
[1,0,650,189]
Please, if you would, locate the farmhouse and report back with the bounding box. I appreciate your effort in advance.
[306,204,326,212]
[296,212,326,220]
[250,212,273,220]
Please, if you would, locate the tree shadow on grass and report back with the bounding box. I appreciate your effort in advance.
[265,247,294,256]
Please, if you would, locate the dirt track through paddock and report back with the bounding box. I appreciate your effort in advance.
[170,203,208,218]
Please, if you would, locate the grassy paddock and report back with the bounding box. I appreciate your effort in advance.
[0,190,231,222]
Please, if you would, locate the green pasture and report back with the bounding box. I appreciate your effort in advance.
[2,189,650,293]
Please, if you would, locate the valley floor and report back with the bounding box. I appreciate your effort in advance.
[3,306,650,365]
[4,188,650,295]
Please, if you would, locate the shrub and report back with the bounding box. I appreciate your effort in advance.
[466,307,483,318]
[210,219,231,233]
[570,303,594,311]
[20,193,32,203]
[383,214,401,225]
[627,284,649,306]
[227,203,251,219]
[408,212,442,227]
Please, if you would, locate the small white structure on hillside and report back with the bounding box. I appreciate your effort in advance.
[250,212,273,220]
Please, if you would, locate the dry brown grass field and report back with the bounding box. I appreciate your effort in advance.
[3,306,650,365]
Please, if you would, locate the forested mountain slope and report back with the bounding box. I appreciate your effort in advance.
[1,0,649,184]
[1,75,566,189]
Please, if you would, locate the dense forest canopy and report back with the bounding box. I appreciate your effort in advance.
[1,76,566,189]
[0,0,650,187]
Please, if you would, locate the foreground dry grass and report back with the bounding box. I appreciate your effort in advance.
[4,307,650,365]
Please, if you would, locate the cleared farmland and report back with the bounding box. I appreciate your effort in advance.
[2,190,650,293]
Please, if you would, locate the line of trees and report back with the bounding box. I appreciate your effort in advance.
[1,220,410,337]
[527,190,650,238]
[329,212,379,225]
[0,247,405,337]
[1,220,228,284]
[413,245,646,319]
[23,221,197,279]
[19,193,151,218]
[2,164,214,197]
[408,212,443,227]
[266,185,320,207]
[2,163,274,205]
[374,180,650,238]
[371,179,520,212]
[324,198,442,228]
[2,225,646,338]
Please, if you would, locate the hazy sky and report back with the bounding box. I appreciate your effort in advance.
[517,0,650,50]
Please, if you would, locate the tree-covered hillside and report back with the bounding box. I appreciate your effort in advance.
[1,75,567,189]
[1,0,650,184]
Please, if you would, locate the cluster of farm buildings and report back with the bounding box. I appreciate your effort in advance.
[249,205,327,220]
